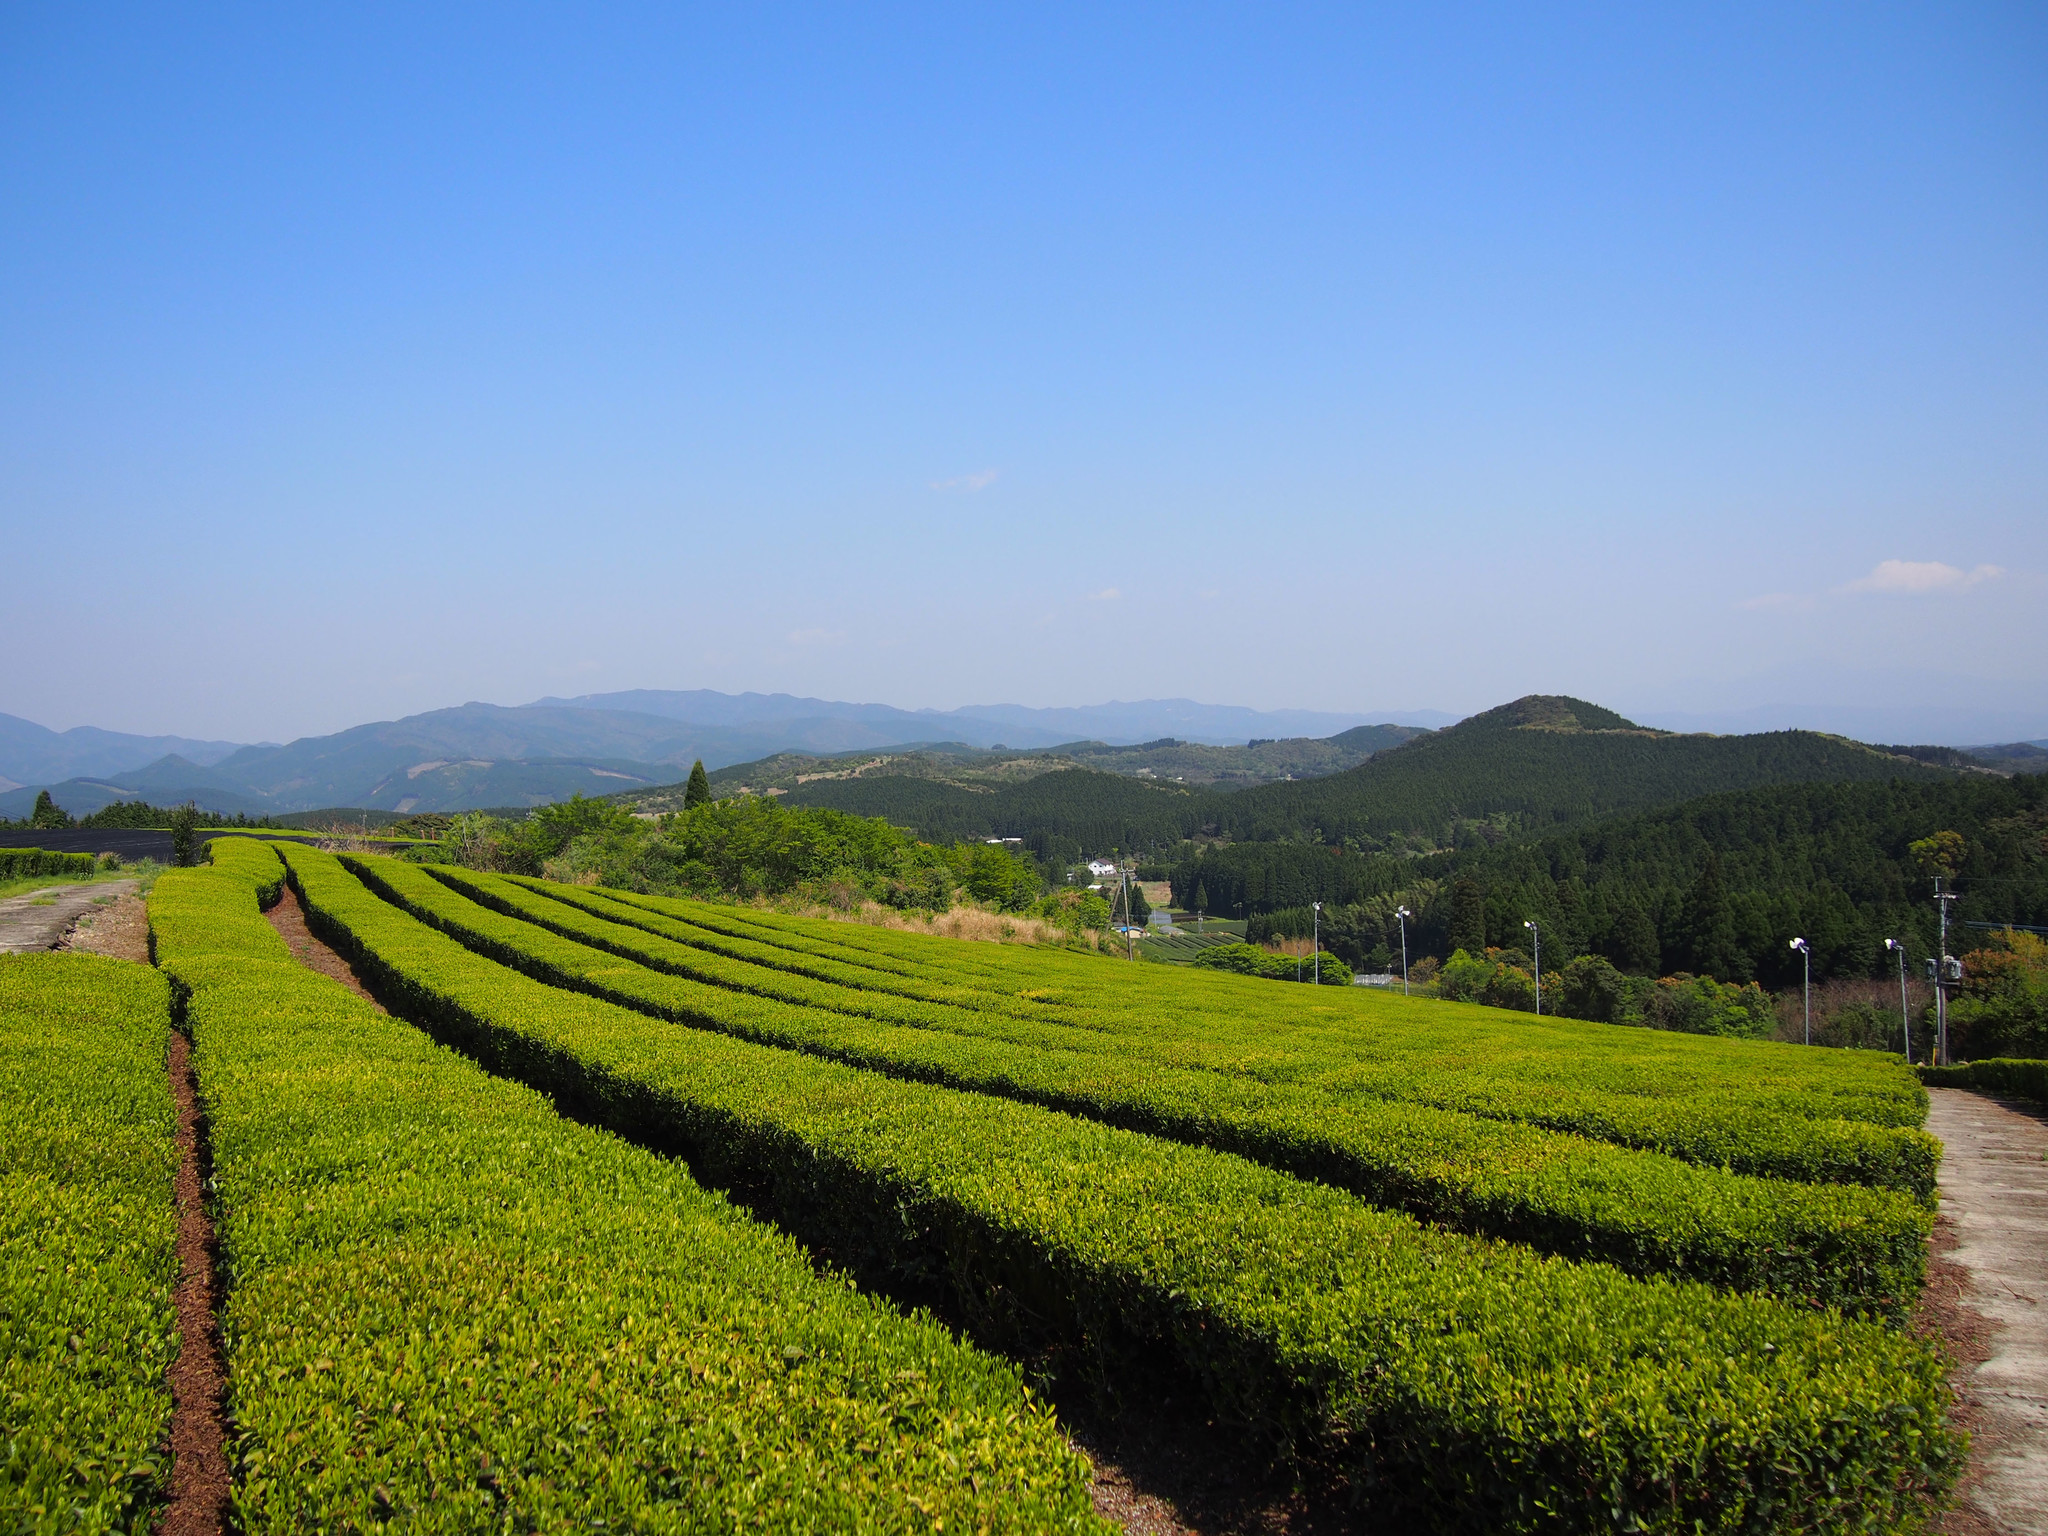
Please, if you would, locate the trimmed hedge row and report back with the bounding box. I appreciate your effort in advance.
[273,841,1964,1534]
[1920,1058,2048,1104]
[0,953,178,1534]
[396,860,1930,1316]
[505,875,1942,1200]
[0,848,99,882]
[149,850,1106,1534]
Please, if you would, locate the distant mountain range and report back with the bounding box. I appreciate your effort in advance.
[0,713,251,792]
[531,690,1445,749]
[0,692,1450,818]
[781,695,1982,852]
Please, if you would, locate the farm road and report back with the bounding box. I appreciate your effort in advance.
[1928,1088,2048,1536]
[0,880,136,952]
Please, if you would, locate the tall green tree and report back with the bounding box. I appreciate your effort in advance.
[683,760,713,810]
[1449,877,1487,955]
[1609,905,1661,976]
[1681,851,1745,981]
[28,790,72,830]
[168,802,201,868]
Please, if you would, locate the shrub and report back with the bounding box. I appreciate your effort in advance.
[268,840,1964,1533]
[1920,1057,2048,1104]
[0,848,97,882]
[1554,953,1638,1024]
[149,851,1106,1533]
[1642,973,1775,1039]
[1950,929,2048,1061]
[364,859,1933,1313]
[0,954,177,1532]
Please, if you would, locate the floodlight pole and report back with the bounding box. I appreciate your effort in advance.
[1396,905,1411,995]
[1524,919,1541,1015]
[1789,938,1811,1045]
[1885,938,1910,1061]
[1313,902,1322,986]
[1934,880,1959,1065]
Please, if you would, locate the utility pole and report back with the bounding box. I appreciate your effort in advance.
[1789,938,1811,1045]
[1884,938,1911,1061]
[1313,902,1322,986]
[1934,878,1961,1065]
[1524,919,1541,1016]
[1395,906,1411,995]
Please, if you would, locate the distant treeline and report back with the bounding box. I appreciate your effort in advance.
[789,768,1198,869]
[0,790,284,832]
[1175,774,2048,990]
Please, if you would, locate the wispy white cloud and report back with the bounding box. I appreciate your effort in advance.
[929,469,999,493]
[1086,587,1121,601]
[786,627,846,646]
[1841,559,2003,596]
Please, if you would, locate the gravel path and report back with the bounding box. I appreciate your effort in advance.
[1927,1087,2048,1536]
[0,880,138,953]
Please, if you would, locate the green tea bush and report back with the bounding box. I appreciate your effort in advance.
[149,850,1106,1535]
[392,860,1930,1313]
[1919,1057,2048,1104]
[0,849,98,882]
[571,884,1943,1197]
[0,954,177,1535]
[272,840,1963,1534]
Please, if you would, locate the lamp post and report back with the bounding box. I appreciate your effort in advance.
[1789,938,1811,1045]
[1884,938,1911,1062]
[1313,902,1322,986]
[1395,906,1411,995]
[1934,880,1959,1066]
[1524,919,1541,1016]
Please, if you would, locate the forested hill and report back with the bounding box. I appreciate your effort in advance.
[1209,695,1958,848]
[1175,772,2048,989]
[787,768,1196,863]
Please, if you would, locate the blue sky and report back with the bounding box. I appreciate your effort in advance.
[4,4,2044,743]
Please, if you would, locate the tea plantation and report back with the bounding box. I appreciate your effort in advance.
[2,835,1969,1532]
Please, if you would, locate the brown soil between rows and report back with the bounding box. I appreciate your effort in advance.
[163,1030,229,1536]
[264,882,385,1010]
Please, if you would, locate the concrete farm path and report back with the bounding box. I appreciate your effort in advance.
[1927,1087,2048,1536]
[0,879,137,952]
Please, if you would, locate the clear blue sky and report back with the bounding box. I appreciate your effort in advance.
[5,4,2044,743]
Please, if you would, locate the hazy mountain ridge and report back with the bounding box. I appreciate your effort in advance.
[0,712,249,785]
[620,722,1437,811]
[4,690,2031,821]
[532,689,1443,747]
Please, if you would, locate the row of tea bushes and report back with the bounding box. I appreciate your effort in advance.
[0,848,100,882]
[574,884,1939,1195]
[1921,1057,2048,1104]
[149,847,1106,1534]
[382,859,1930,1316]
[276,840,1962,1535]
[0,953,178,1534]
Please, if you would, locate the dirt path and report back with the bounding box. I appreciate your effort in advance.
[263,883,385,1009]
[164,1028,230,1534]
[61,888,149,962]
[1925,1088,2048,1536]
[0,879,136,953]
